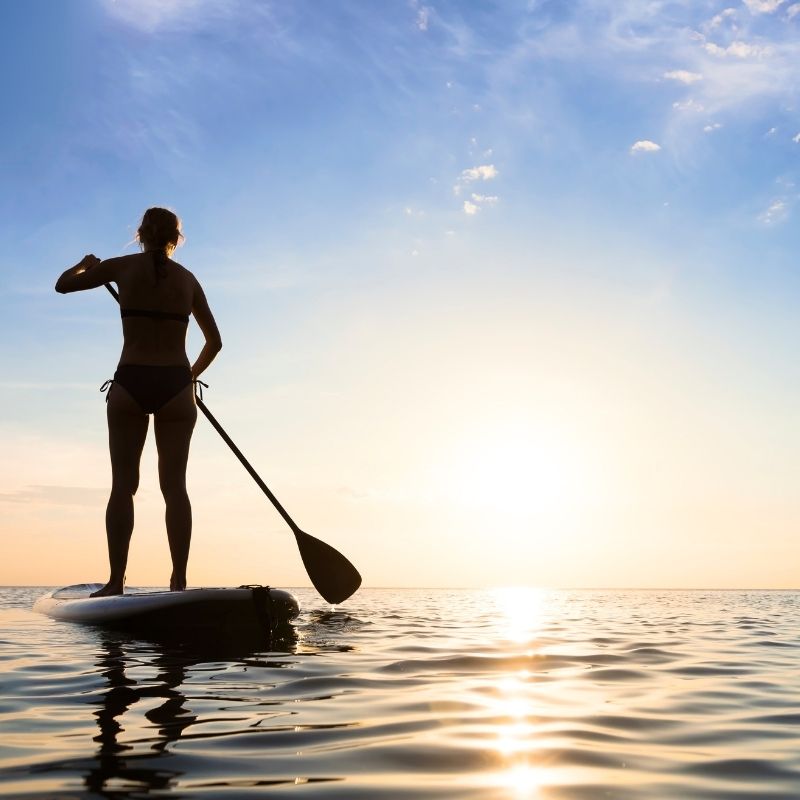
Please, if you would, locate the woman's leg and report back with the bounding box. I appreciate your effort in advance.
[92,384,149,597]
[154,384,197,591]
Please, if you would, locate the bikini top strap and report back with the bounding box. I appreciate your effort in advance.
[120,308,190,324]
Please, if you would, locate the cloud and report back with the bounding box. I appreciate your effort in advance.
[462,193,499,214]
[758,199,788,224]
[460,164,499,182]
[0,484,107,507]
[416,5,431,31]
[788,3,800,17]
[664,70,703,84]
[630,140,661,153]
[99,0,236,33]
[454,164,499,209]
[704,40,772,58]
[703,123,723,132]
[743,0,784,12]
[707,8,738,29]
[672,99,705,111]
[0,381,95,390]
[793,132,800,143]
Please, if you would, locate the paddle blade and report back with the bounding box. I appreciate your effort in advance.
[295,529,361,604]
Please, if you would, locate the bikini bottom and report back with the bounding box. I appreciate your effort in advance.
[108,364,193,414]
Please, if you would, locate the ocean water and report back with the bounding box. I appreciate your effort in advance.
[1,587,800,799]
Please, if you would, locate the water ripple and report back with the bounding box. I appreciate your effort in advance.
[2,588,800,798]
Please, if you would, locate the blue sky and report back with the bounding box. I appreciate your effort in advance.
[1,0,799,588]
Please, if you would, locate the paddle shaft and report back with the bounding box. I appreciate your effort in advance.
[104,282,301,534]
[194,395,300,534]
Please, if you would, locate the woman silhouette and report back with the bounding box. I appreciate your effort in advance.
[55,208,222,596]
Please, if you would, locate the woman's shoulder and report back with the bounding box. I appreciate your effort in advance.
[101,252,140,268]
[167,258,198,286]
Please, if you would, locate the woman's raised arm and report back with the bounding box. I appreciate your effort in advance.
[55,255,121,294]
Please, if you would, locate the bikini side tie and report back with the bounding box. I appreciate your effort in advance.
[193,379,208,401]
[99,378,114,402]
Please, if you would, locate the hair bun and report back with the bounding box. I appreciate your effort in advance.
[136,207,183,252]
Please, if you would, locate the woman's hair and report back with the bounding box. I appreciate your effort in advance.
[136,207,184,283]
[136,207,183,254]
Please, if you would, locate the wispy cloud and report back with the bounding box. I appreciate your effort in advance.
[706,8,738,29]
[492,1,800,155]
[743,0,784,13]
[703,40,772,58]
[462,193,499,215]
[672,99,705,112]
[758,199,788,224]
[99,0,237,33]
[0,381,96,390]
[460,164,499,182]
[664,69,703,84]
[630,140,661,153]
[454,163,499,208]
[0,484,107,507]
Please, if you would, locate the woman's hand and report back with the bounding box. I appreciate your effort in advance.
[55,254,118,294]
[78,254,101,272]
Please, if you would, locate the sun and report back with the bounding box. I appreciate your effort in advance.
[439,422,589,519]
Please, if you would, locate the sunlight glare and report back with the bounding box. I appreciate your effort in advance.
[499,764,545,798]
[493,586,547,644]
[436,422,594,520]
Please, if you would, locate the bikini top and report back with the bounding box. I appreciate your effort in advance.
[120,308,190,324]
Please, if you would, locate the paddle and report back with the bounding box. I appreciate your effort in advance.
[104,282,362,604]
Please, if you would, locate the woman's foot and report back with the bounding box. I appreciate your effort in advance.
[169,573,186,592]
[90,580,124,597]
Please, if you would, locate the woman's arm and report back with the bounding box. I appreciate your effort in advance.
[190,276,222,379]
[55,255,120,293]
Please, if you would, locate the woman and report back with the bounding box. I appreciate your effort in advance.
[55,207,222,596]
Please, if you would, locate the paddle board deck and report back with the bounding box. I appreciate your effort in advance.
[35,584,300,642]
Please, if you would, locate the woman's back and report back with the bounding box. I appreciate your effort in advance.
[115,252,196,368]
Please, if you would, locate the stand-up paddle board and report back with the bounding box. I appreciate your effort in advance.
[35,584,300,641]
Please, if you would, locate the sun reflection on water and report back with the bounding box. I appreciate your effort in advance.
[492,586,547,644]
[484,587,548,796]
[479,587,584,797]
[499,764,546,797]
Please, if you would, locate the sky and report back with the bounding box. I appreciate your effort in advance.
[1,0,799,591]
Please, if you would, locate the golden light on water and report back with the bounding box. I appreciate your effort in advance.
[492,586,547,644]
[500,764,546,797]
[484,587,548,797]
[474,588,587,797]
[491,671,546,798]
[496,718,535,754]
